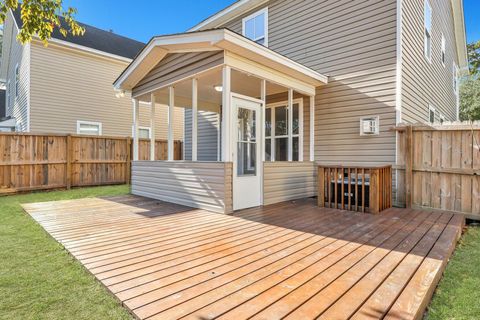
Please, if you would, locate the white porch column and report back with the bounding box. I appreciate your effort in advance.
[310,95,315,162]
[287,88,293,162]
[168,86,175,161]
[132,98,140,161]
[261,79,266,162]
[221,66,232,162]
[192,78,198,161]
[150,93,156,161]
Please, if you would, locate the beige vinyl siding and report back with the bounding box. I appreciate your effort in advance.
[133,51,224,97]
[184,110,220,161]
[2,14,30,131]
[132,161,233,214]
[401,0,459,123]
[223,0,397,167]
[29,41,184,139]
[263,162,317,205]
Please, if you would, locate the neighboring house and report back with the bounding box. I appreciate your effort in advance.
[0,9,184,139]
[114,0,467,214]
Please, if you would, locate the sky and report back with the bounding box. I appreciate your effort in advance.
[63,0,479,44]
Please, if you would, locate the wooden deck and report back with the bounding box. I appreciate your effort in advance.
[23,195,464,320]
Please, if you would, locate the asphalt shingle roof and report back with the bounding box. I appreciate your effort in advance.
[12,8,145,59]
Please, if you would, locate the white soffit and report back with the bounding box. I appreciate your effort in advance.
[114,29,328,93]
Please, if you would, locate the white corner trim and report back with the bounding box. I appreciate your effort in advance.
[395,0,403,125]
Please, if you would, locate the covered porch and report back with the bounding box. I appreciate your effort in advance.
[114,29,328,214]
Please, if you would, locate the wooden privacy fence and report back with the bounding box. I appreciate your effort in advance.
[0,133,182,194]
[317,165,392,214]
[395,123,480,219]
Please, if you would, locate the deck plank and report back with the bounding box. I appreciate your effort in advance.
[22,196,463,320]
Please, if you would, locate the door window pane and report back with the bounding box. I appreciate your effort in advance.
[237,107,257,176]
[275,137,288,161]
[275,106,288,136]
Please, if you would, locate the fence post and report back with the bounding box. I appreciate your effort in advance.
[126,137,132,185]
[405,125,413,208]
[369,168,379,214]
[317,166,325,207]
[66,134,72,189]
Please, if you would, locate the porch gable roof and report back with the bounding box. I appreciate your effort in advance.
[113,29,328,95]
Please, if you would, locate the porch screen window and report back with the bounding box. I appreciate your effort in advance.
[424,0,432,61]
[265,101,301,161]
[441,34,446,66]
[242,8,268,46]
[237,107,257,176]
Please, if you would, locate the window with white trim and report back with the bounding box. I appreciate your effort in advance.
[132,126,151,139]
[428,105,436,124]
[242,8,268,46]
[441,33,446,66]
[77,121,102,135]
[360,116,380,136]
[424,0,432,62]
[265,99,302,161]
[14,64,19,100]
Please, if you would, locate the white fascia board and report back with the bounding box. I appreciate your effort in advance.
[189,0,268,31]
[451,0,468,71]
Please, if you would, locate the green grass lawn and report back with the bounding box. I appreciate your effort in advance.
[427,224,480,320]
[0,185,134,320]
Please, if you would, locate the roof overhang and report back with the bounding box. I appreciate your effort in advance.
[114,29,328,96]
[451,0,469,72]
[189,0,268,31]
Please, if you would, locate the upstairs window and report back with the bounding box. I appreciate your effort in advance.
[424,0,432,62]
[441,34,446,66]
[242,8,268,46]
[6,81,10,114]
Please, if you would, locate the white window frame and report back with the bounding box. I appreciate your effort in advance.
[132,125,151,139]
[360,116,380,136]
[424,0,432,62]
[14,64,19,100]
[265,98,303,161]
[77,120,102,135]
[428,105,436,124]
[242,7,269,46]
[441,33,446,67]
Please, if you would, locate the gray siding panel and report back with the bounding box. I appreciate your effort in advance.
[184,109,220,161]
[263,162,317,205]
[133,51,224,96]
[401,0,459,123]
[223,0,398,167]
[131,161,232,214]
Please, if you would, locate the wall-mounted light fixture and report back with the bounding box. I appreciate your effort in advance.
[214,85,223,92]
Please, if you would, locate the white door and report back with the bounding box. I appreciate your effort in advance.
[232,96,262,210]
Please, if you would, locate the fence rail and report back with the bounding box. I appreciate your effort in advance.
[0,133,182,194]
[317,165,392,214]
[395,123,480,220]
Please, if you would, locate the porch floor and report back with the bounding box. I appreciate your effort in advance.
[23,196,463,320]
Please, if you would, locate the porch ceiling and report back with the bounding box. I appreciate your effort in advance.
[113,29,328,96]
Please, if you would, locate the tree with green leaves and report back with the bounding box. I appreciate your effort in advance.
[459,42,480,121]
[467,41,480,75]
[0,0,84,45]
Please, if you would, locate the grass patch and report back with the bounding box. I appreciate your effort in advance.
[427,225,480,319]
[0,185,134,320]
